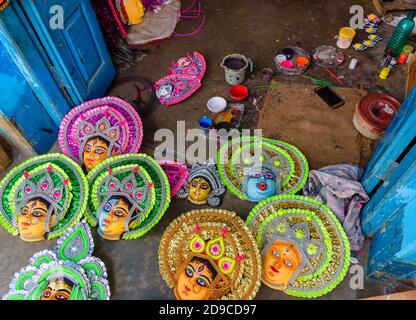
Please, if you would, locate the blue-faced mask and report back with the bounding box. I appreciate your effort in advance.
[245,168,280,202]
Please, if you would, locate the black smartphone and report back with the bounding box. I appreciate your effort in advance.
[314,86,345,109]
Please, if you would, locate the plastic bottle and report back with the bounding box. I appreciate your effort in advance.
[379,58,397,80]
[379,67,390,80]
[385,10,416,56]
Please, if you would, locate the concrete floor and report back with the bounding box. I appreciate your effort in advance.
[0,0,412,299]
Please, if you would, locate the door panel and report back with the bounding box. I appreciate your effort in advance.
[0,41,58,154]
[64,8,102,85]
[21,0,116,105]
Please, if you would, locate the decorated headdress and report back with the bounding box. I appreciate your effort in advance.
[176,161,226,207]
[3,221,110,300]
[155,52,206,106]
[0,154,88,242]
[159,209,262,300]
[58,96,143,169]
[246,195,350,298]
[157,160,189,197]
[169,52,206,81]
[86,154,170,240]
[217,135,309,201]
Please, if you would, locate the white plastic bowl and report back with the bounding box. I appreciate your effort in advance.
[207,97,227,113]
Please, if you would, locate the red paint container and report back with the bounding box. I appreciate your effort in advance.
[230,85,249,102]
[353,93,401,140]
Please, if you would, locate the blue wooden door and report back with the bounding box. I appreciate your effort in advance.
[361,85,416,280]
[0,4,70,153]
[361,85,416,236]
[20,0,116,105]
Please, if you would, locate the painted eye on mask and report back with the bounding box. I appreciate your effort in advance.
[197,277,208,287]
[264,173,275,179]
[56,294,68,300]
[250,173,261,179]
[273,251,280,258]
[285,260,292,267]
[103,203,113,212]
[21,208,29,215]
[42,291,51,298]
[84,146,91,153]
[32,211,44,218]
[191,181,198,187]
[114,211,125,218]
[200,183,209,190]
[95,149,105,155]
[185,267,194,277]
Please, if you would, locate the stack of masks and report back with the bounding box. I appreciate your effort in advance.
[155,51,206,106]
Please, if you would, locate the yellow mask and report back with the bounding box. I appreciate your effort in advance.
[188,178,211,205]
[175,260,215,300]
[98,197,132,240]
[262,240,302,291]
[82,137,110,171]
[40,278,73,300]
[18,199,52,242]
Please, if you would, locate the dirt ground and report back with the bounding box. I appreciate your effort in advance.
[0,0,412,300]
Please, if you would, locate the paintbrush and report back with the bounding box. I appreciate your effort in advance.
[323,67,344,85]
[253,83,280,89]
[302,75,338,87]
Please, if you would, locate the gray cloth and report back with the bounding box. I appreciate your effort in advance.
[127,0,181,46]
[303,164,369,251]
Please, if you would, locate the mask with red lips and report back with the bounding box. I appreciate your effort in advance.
[245,167,280,202]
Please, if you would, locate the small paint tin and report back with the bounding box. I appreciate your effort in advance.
[403,45,414,54]
[398,52,409,64]
[199,116,213,133]
[281,60,294,69]
[260,67,274,81]
[276,54,287,63]
[282,47,295,59]
[349,58,358,70]
[337,27,356,49]
[296,56,309,68]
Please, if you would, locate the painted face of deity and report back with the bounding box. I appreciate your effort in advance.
[262,240,302,290]
[177,57,192,68]
[83,137,111,171]
[40,278,74,301]
[188,178,211,205]
[98,196,133,240]
[157,84,174,98]
[246,168,278,202]
[18,198,52,242]
[175,258,217,300]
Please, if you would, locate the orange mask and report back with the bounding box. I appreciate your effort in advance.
[262,240,302,290]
